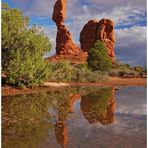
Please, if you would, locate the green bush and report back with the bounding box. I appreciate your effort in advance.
[2,4,29,69]
[73,64,107,82]
[87,40,112,71]
[134,66,143,73]
[3,4,51,87]
[109,61,146,77]
[6,46,50,87]
[47,62,107,83]
[48,60,74,82]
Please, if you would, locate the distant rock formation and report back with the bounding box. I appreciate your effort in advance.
[80,18,115,62]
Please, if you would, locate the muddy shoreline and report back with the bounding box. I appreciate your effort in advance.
[2,77,146,97]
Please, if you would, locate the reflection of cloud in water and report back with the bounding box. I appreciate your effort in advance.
[115,86,146,115]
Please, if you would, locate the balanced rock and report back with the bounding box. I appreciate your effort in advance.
[80,18,115,62]
[52,0,66,25]
[52,0,87,58]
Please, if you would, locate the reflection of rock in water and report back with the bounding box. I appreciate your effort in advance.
[70,94,81,112]
[54,123,68,148]
[80,88,116,125]
[54,94,80,148]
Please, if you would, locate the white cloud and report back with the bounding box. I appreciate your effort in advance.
[42,25,56,55]
[115,26,146,47]
[115,26,146,65]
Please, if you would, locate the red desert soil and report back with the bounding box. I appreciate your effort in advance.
[2,77,146,97]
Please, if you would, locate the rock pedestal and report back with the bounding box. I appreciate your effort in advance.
[52,0,87,59]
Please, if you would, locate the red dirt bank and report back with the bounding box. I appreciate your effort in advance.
[2,77,146,97]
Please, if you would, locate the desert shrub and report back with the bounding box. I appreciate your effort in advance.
[87,40,112,71]
[109,61,146,77]
[72,64,91,82]
[73,64,107,82]
[108,69,119,77]
[47,62,108,83]
[109,66,137,77]
[133,66,144,74]
[48,60,74,82]
[6,46,50,88]
[2,3,29,69]
[3,4,51,87]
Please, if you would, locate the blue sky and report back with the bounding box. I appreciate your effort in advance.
[2,0,147,66]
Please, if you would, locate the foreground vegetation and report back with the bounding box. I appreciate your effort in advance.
[2,3,51,87]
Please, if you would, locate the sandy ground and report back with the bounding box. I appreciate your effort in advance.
[2,77,146,97]
[43,82,69,87]
[68,77,147,87]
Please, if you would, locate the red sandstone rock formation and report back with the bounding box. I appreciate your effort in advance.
[80,20,98,52]
[56,24,81,55]
[52,0,86,57]
[46,52,87,65]
[80,18,115,62]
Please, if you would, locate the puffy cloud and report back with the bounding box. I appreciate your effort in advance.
[11,0,54,16]
[115,26,146,66]
[42,25,56,55]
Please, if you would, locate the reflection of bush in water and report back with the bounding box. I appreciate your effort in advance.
[2,89,77,148]
[2,92,53,148]
[81,88,115,125]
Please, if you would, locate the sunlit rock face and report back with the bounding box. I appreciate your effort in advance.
[52,0,66,24]
[80,18,115,63]
[52,0,87,62]
[55,24,81,55]
[80,20,98,52]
